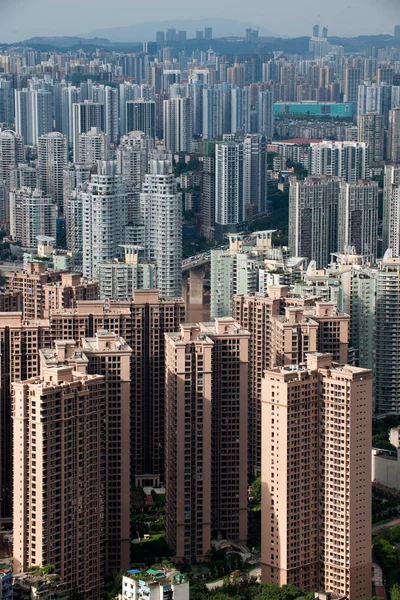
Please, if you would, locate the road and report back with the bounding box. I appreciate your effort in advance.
[372,517,400,533]
[205,566,261,590]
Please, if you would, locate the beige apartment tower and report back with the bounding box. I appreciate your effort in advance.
[234,290,349,476]
[165,318,249,562]
[12,356,106,599]
[0,313,50,519]
[261,353,372,600]
[49,290,185,481]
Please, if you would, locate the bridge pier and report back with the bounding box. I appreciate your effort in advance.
[188,267,204,305]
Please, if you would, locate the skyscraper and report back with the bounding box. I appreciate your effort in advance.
[9,188,57,247]
[78,127,110,165]
[13,350,105,599]
[165,319,249,561]
[49,291,185,482]
[37,132,68,215]
[375,252,400,414]
[15,89,52,146]
[215,141,245,241]
[257,90,274,139]
[383,164,400,255]
[243,134,267,219]
[343,66,362,103]
[389,106,400,163]
[0,130,24,187]
[338,180,378,258]
[0,313,50,519]
[358,112,384,165]
[261,353,372,600]
[81,332,132,570]
[72,101,105,162]
[163,97,193,154]
[310,141,368,182]
[126,100,156,138]
[0,78,14,124]
[82,161,127,280]
[140,152,182,298]
[289,176,340,268]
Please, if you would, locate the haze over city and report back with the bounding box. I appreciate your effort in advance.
[0,0,400,41]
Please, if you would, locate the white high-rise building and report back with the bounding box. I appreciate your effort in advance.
[358,112,384,165]
[0,130,24,186]
[78,127,110,165]
[10,188,57,247]
[243,134,267,219]
[383,164,400,256]
[375,251,400,415]
[257,90,274,139]
[93,85,118,144]
[82,161,127,280]
[64,163,92,271]
[37,132,68,215]
[389,106,400,163]
[126,100,155,138]
[338,180,378,258]
[215,141,245,241]
[119,82,141,135]
[163,97,193,154]
[116,133,150,223]
[289,176,340,268]
[97,245,157,300]
[15,89,53,146]
[61,85,80,146]
[310,141,368,182]
[139,152,182,297]
[72,101,105,162]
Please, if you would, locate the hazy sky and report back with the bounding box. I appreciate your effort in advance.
[0,0,399,42]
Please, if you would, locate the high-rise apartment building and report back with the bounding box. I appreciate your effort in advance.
[343,66,362,102]
[97,246,157,300]
[139,153,182,298]
[9,188,57,247]
[243,134,267,219]
[310,141,368,182]
[15,88,53,146]
[82,161,127,280]
[289,176,340,268]
[80,332,132,570]
[0,78,14,124]
[0,130,24,187]
[257,90,274,139]
[12,352,105,599]
[201,141,216,241]
[37,132,68,215]
[163,97,193,154]
[261,353,372,600]
[72,101,105,162]
[126,100,156,138]
[389,106,400,163]
[383,164,400,255]
[78,127,110,165]
[338,180,378,258]
[5,262,97,320]
[49,291,185,481]
[234,290,349,476]
[375,251,400,414]
[0,313,51,519]
[165,318,249,561]
[215,141,246,241]
[63,163,92,272]
[358,112,384,165]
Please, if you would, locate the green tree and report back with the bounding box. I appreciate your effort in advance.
[251,475,261,503]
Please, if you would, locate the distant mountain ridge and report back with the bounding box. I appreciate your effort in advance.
[77,18,280,42]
